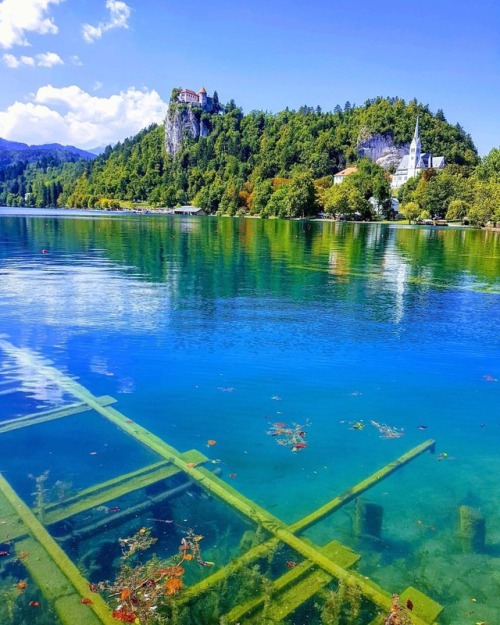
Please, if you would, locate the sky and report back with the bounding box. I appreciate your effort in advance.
[0,0,498,155]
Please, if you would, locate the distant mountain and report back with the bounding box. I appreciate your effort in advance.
[0,138,96,165]
[87,145,108,156]
[0,138,30,151]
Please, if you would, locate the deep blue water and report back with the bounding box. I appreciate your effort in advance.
[0,208,498,624]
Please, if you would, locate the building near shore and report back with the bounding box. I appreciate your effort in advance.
[391,117,445,189]
[333,167,358,184]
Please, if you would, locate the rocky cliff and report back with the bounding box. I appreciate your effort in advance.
[357,131,408,170]
[164,104,210,157]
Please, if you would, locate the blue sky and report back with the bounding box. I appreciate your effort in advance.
[0,0,498,154]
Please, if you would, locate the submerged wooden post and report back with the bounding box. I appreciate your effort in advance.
[459,505,485,552]
[354,499,383,539]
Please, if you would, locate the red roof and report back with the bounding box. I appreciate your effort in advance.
[180,88,199,97]
[198,86,207,94]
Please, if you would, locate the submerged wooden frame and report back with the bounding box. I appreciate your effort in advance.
[0,339,443,625]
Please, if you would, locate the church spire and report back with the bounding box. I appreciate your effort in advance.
[408,115,422,176]
[413,115,420,141]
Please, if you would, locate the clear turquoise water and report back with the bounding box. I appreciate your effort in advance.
[0,209,499,624]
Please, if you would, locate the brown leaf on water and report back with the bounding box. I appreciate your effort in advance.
[165,577,182,595]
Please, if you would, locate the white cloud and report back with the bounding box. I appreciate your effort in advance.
[82,0,131,44]
[0,0,64,49]
[36,50,62,66]
[0,84,167,148]
[2,50,63,67]
[2,52,20,66]
[21,54,35,65]
[70,54,82,66]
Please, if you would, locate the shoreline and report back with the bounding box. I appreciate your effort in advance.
[1,206,497,230]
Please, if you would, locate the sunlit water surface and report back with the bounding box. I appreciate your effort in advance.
[0,208,498,624]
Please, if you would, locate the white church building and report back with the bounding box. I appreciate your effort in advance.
[391,117,445,189]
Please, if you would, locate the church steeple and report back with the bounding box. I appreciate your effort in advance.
[413,115,420,142]
[408,115,422,177]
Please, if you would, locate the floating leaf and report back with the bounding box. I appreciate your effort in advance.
[112,608,137,622]
[165,577,182,595]
[156,565,184,577]
[120,588,131,601]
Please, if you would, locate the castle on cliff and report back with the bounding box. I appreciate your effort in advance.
[391,117,445,189]
[177,87,214,112]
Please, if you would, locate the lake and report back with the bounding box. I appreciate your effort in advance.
[0,208,498,625]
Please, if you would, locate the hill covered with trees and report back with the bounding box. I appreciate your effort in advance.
[3,95,499,225]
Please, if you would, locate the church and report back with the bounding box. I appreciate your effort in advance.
[391,117,445,189]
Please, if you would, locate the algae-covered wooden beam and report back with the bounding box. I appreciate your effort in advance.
[181,441,436,605]
[0,341,439,625]
[0,396,116,434]
[43,449,208,526]
[224,540,359,624]
[0,474,116,625]
[290,438,436,534]
[400,586,443,624]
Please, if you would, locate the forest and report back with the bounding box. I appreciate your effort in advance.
[1,95,499,226]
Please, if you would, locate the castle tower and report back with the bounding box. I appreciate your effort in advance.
[407,116,422,180]
[198,87,207,109]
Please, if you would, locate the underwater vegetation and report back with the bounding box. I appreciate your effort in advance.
[93,527,214,624]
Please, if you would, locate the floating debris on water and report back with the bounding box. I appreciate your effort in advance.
[267,420,310,452]
[341,419,365,430]
[271,395,282,401]
[483,374,497,382]
[217,386,235,393]
[371,420,404,439]
[417,519,437,531]
[384,593,412,625]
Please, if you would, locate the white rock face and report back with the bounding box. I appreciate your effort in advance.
[357,133,408,170]
[164,105,210,156]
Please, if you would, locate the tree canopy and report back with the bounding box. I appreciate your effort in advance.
[2,95,491,223]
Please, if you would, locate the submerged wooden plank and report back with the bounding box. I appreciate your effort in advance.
[0,341,439,624]
[0,396,116,434]
[289,439,436,533]
[0,474,116,625]
[224,540,359,624]
[0,485,27,543]
[400,586,443,624]
[181,442,435,605]
[44,449,208,526]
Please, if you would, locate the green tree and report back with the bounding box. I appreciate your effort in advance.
[446,199,470,221]
[285,172,317,217]
[399,201,420,224]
